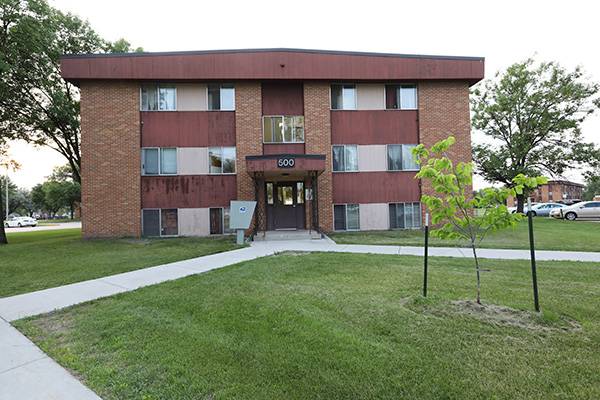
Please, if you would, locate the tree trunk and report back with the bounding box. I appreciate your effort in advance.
[516,192,526,213]
[70,205,74,220]
[471,242,481,304]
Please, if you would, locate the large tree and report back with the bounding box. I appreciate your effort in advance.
[472,59,600,212]
[0,0,139,182]
[582,171,600,201]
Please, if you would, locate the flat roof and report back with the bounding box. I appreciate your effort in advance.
[61,48,485,84]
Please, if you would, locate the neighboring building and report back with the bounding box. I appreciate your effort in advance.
[507,179,585,207]
[60,48,484,238]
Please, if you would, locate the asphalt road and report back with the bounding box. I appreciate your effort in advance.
[5,221,81,233]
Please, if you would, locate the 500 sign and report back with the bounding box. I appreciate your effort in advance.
[277,157,295,168]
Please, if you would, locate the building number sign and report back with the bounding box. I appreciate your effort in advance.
[277,157,295,168]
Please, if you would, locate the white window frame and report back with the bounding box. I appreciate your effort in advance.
[333,203,360,231]
[207,84,235,111]
[330,84,357,110]
[140,84,177,111]
[332,144,359,173]
[262,116,305,144]
[386,144,419,172]
[141,208,179,237]
[399,85,418,110]
[384,84,418,110]
[141,147,177,176]
[208,146,237,175]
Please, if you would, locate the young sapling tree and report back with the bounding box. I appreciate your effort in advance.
[413,136,546,304]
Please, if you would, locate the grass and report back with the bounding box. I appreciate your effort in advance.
[16,252,600,399]
[37,218,80,225]
[0,229,241,297]
[330,218,600,251]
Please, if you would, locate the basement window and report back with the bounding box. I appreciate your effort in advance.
[142,208,178,237]
[389,202,421,229]
[334,204,360,231]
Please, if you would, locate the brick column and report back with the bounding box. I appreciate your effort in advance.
[304,83,333,232]
[418,81,472,219]
[235,82,263,231]
[80,81,141,238]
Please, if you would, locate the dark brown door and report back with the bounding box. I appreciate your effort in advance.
[273,182,305,230]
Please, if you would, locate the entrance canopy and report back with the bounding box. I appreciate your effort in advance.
[245,154,326,177]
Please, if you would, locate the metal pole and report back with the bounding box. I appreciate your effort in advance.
[527,197,540,312]
[4,169,8,220]
[423,212,429,297]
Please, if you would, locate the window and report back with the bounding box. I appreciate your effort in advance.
[210,207,233,234]
[141,85,176,111]
[266,182,274,205]
[297,182,304,204]
[142,209,178,237]
[142,148,177,175]
[387,144,419,171]
[584,202,600,208]
[332,145,358,172]
[389,202,421,229]
[334,204,360,231]
[208,84,235,110]
[209,147,236,174]
[331,84,357,110]
[263,116,305,143]
[385,85,417,110]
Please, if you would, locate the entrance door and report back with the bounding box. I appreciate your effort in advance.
[272,182,305,230]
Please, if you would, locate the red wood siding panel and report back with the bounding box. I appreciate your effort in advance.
[246,157,326,172]
[262,82,304,115]
[332,172,420,204]
[141,175,236,208]
[141,111,235,147]
[61,50,484,83]
[331,110,419,145]
[262,143,305,155]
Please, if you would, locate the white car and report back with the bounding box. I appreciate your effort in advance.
[550,201,600,221]
[4,216,38,228]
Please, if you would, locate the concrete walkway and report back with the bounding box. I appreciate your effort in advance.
[1,239,599,399]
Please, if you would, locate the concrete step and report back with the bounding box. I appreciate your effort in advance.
[253,230,322,241]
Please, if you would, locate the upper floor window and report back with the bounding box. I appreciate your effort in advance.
[385,85,417,110]
[263,116,305,143]
[332,145,358,172]
[209,147,236,174]
[142,148,177,175]
[141,85,176,111]
[331,84,357,110]
[208,84,235,111]
[387,144,419,171]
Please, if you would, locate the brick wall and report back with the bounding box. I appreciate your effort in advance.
[418,81,473,210]
[235,83,263,231]
[304,83,333,232]
[80,81,141,238]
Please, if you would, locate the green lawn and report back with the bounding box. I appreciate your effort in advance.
[330,218,600,251]
[16,252,600,399]
[0,229,240,297]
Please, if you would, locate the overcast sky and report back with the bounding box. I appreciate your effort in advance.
[6,0,599,188]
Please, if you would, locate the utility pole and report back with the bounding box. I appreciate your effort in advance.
[4,167,8,220]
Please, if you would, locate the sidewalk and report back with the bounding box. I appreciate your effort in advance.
[1,239,599,400]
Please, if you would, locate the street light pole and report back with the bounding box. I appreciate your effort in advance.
[4,169,8,220]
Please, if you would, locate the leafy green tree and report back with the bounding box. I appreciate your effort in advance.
[413,136,546,304]
[472,59,600,212]
[13,187,33,216]
[0,0,140,183]
[582,171,600,201]
[30,183,46,214]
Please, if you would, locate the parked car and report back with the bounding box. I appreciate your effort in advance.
[528,203,566,217]
[507,203,538,214]
[550,201,600,221]
[4,216,38,227]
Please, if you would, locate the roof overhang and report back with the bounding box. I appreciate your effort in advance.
[60,48,485,85]
[246,153,326,176]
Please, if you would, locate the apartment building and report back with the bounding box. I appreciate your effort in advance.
[60,48,484,238]
[507,179,585,206]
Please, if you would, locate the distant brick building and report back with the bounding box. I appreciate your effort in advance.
[60,48,484,238]
[507,179,585,207]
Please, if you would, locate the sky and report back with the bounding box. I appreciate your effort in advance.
[5,0,600,189]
